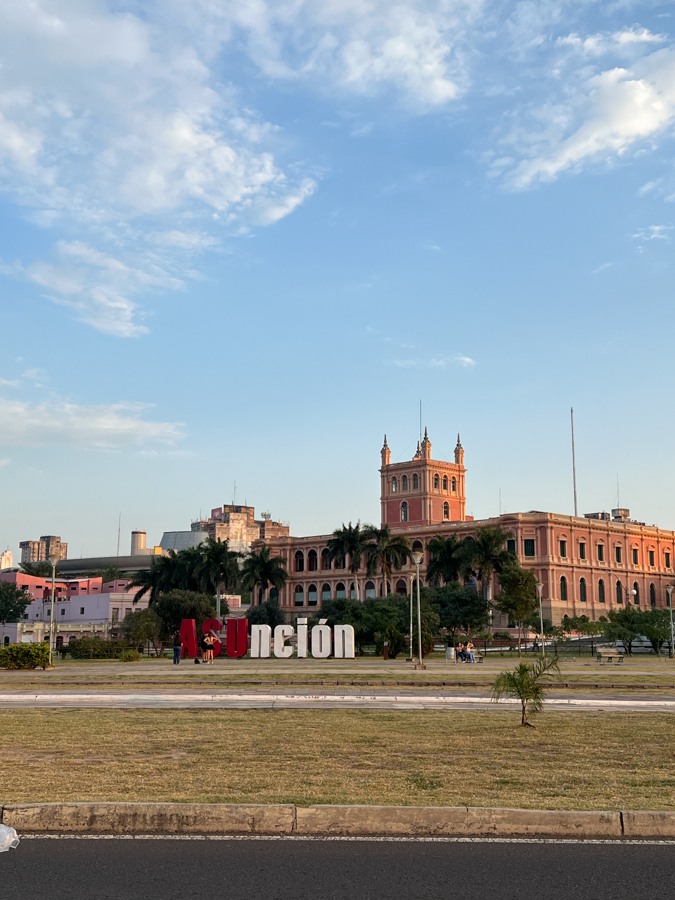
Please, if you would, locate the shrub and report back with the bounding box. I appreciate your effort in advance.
[119,649,142,662]
[375,626,406,658]
[68,638,131,660]
[0,643,51,669]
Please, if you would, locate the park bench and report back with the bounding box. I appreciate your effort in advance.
[597,651,624,664]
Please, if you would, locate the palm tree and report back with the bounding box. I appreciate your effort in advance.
[362,525,411,596]
[327,522,367,602]
[426,535,462,586]
[457,526,515,610]
[197,537,240,617]
[129,552,179,604]
[19,561,53,577]
[492,656,560,726]
[241,546,288,605]
[174,546,205,592]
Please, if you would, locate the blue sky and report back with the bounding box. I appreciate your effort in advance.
[1,0,675,560]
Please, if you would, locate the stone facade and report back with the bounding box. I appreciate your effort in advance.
[254,430,675,625]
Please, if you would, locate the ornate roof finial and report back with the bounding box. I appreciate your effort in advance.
[383,434,389,448]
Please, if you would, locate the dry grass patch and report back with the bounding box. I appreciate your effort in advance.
[1,709,674,810]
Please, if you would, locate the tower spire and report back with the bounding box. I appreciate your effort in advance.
[381,434,391,467]
[421,426,431,460]
[454,433,464,465]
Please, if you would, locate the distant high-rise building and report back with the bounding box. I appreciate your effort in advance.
[19,536,68,563]
[0,549,13,570]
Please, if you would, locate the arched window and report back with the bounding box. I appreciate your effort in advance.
[451,477,457,492]
[335,582,346,599]
[321,548,331,571]
[308,549,318,571]
[616,581,623,604]
[443,501,449,519]
[350,582,357,599]
[598,579,605,603]
[412,540,423,554]
[322,584,331,602]
[579,578,587,602]
[413,473,419,489]
[295,551,304,572]
[294,585,304,607]
[650,583,656,607]
[391,477,398,493]
[396,579,408,595]
[402,475,408,491]
[560,576,567,602]
[269,587,279,602]
[434,474,440,489]
[4,635,10,645]
[365,580,376,599]
[633,582,640,605]
[308,584,318,606]
[401,501,408,522]
[442,475,448,491]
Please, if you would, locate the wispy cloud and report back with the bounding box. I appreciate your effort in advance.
[632,225,673,242]
[0,459,10,467]
[454,354,476,367]
[0,397,184,449]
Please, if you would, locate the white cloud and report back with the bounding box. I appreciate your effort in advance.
[0,397,184,448]
[500,46,675,189]
[454,353,476,367]
[632,224,673,241]
[0,459,10,467]
[0,378,19,387]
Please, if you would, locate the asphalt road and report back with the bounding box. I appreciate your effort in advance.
[0,837,673,900]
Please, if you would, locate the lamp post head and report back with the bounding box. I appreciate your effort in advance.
[48,554,60,569]
[535,581,543,596]
[411,551,423,567]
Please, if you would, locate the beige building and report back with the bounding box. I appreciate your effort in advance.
[19,535,68,563]
[190,505,289,555]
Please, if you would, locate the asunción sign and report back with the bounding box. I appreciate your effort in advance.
[179,617,356,659]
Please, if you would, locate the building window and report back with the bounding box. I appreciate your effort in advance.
[632,548,639,565]
[80,607,85,615]
[413,474,419,490]
[308,549,318,571]
[443,475,448,491]
[579,578,587,603]
[295,551,305,573]
[294,585,304,607]
[396,579,407,595]
[615,546,622,564]
[523,539,535,557]
[650,583,656,607]
[579,542,586,560]
[633,582,640,605]
[666,552,671,569]
[392,477,398,493]
[401,501,408,522]
[60,608,65,616]
[451,477,457,492]
[559,540,567,558]
[443,502,449,519]
[597,544,604,562]
[507,539,516,554]
[616,581,623,604]
[321,549,331,571]
[412,540,423,554]
[308,584,318,606]
[649,549,655,567]
[402,475,408,491]
[349,582,357,599]
[560,576,567,602]
[321,584,331,602]
[365,581,376,599]
[335,582,346,599]
[598,579,605,603]
[434,474,440,489]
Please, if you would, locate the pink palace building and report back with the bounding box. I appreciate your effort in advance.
[254,429,675,625]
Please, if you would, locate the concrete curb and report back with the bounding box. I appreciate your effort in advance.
[2,803,675,838]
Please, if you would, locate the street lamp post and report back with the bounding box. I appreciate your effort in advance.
[666,585,674,660]
[408,574,414,663]
[48,553,60,668]
[535,581,545,658]
[411,551,425,670]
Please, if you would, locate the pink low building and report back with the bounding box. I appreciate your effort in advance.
[254,431,675,625]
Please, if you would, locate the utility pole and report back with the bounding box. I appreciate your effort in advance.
[571,408,578,517]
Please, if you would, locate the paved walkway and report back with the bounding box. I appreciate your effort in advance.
[0,688,672,711]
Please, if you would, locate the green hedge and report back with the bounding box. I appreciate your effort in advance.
[0,643,50,669]
[68,638,132,659]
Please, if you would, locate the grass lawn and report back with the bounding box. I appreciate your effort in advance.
[1,709,673,810]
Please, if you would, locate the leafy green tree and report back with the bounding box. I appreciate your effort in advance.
[639,608,671,656]
[495,563,538,656]
[0,582,31,625]
[122,607,163,655]
[246,599,286,629]
[152,590,216,641]
[560,614,604,655]
[456,526,515,606]
[435,582,489,641]
[19,561,53,577]
[601,606,642,655]
[492,656,561,726]
[363,525,411,594]
[426,535,462,587]
[241,546,288,604]
[376,625,406,658]
[96,564,124,583]
[327,522,367,601]
[197,538,241,612]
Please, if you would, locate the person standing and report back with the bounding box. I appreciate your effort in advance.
[202,632,214,665]
[172,633,183,665]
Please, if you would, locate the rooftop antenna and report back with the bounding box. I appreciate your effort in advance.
[616,474,620,508]
[570,407,578,517]
[419,399,422,445]
[233,481,237,505]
